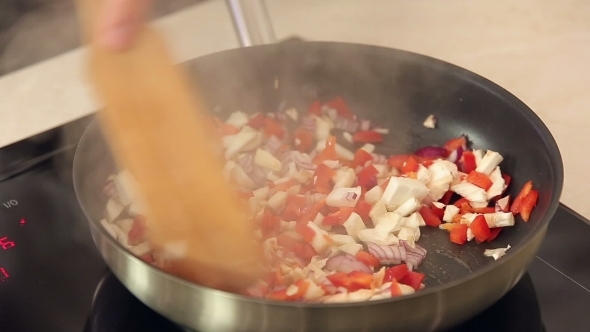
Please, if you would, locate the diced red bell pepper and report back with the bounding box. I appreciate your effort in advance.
[314,135,339,165]
[387,154,410,170]
[461,150,477,173]
[276,233,300,249]
[501,173,512,191]
[325,96,354,119]
[313,163,336,194]
[283,198,302,221]
[352,148,373,168]
[443,136,467,152]
[128,215,148,246]
[270,178,299,195]
[470,215,492,243]
[430,204,445,220]
[355,200,372,225]
[357,165,379,189]
[352,131,383,144]
[466,171,493,191]
[308,100,322,116]
[519,189,539,222]
[390,279,402,296]
[295,221,316,243]
[510,180,533,215]
[486,227,502,242]
[298,198,327,224]
[326,272,350,289]
[266,288,289,301]
[460,203,495,215]
[264,117,286,139]
[399,271,425,291]
[293,242,318,263]
[379,178,391,191]
[261,209,281,238]
[383,264,409,282]
[356,251,381,268]
[322,207,355,226]
[453,197,470,208]
[418,206,442,227]
[293,126,314,152]
[440,191,454,205]
[402,156,420,174]
[347,271,374,291]
[449,224,468,244]
[248,112,266,129]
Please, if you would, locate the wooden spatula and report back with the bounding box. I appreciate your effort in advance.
[75,0,262,291]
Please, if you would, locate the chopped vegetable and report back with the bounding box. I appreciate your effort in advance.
[100,101,540,303]
[484,245,511,260]
[423,115,437,129]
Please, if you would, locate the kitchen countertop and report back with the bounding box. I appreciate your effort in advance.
[0,0,588,217]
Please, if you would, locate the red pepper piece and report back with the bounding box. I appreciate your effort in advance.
[519,189,539,222]
[486,227,502,242]
[399,271,425,291]
[453,197,470,208]
[313,163,336,194]
[470,215,492,243]
[402,156,420,174]
[276,233,300,249]
[443,136,467,152]
[440,191,454,205]
[357,165,379,189]
[308,100,322,116]
[501,173,512,191]
[460,203,495,214]
[448,223,468,244]
[314,135,339,165]
[383,264,409,282]
[466,171,493,191]
[264,117,286,139]
[322,207,355,226]
[293,242,318,264]
[293,126,314,152]
[261,209,281,238]
[356,251,381,268]
[295,221,316,242]
[248,112,266,129]
[352,149,373,168]
[354,200,373,225]
[298,198,327,224]
[347,271,374,291]
[352,131,383,144]
[325,97,354,119]
[430,204,445,220]
[418,206,442,227]
[462,150,477,173]
[387,154,410,170]
[510,181,533,215]
[327,272,351,289]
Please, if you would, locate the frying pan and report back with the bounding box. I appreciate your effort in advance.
[73,39,563,332]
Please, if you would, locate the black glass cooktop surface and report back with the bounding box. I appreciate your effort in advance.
[0,116,588,332]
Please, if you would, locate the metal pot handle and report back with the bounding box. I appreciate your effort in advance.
[225,0,277,47]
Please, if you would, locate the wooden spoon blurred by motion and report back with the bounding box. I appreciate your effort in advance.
[75,0,262,291]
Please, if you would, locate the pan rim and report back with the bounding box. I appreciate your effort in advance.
[73,40,564,309]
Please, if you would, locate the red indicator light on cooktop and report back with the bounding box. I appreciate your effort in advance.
[20,217,26,225]
[0,267,9,281]
[0,237,15,250]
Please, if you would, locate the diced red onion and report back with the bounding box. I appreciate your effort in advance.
[237,153,254,174]
[371,153,387,165]
[263,135,283,156]
[302,116,316,131]
[447,146,464,164]
[359,119,371,131]
[325,254,372,274]
[334,117,359,133]
[281,151,316,171]
[367,241,427,269]
[414,146,448,159]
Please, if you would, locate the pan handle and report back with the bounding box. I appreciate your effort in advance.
[225,0,277,47]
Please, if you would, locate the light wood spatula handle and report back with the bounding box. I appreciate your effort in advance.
[75,0,263,291]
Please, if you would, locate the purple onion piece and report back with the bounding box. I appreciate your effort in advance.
[237,153,254,174]
[414,146,448,159]
[447,146,464,164]
[325,255,372,274]
[264,135,283,156]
